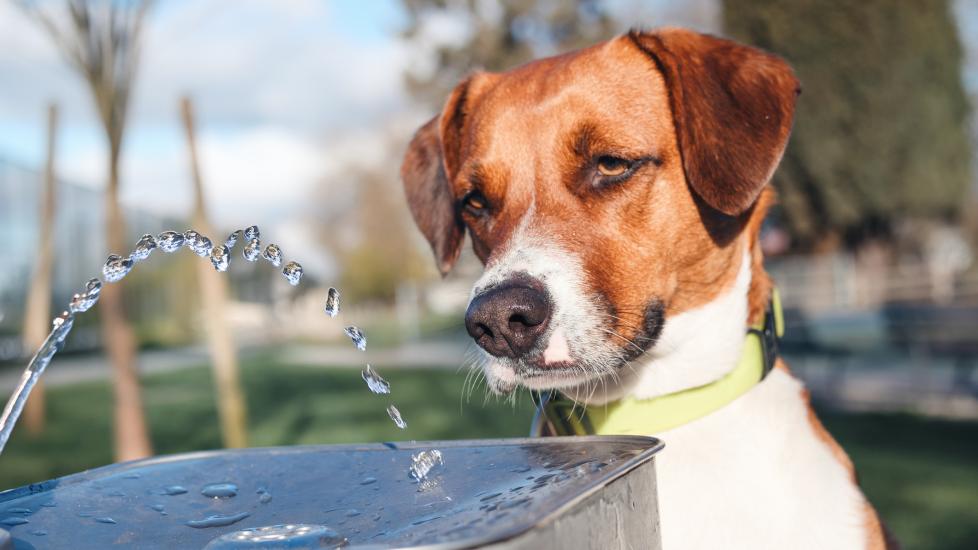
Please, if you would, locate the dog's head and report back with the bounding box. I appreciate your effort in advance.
[402,28,799,395]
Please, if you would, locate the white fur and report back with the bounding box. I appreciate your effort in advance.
[655,369,869,549]
[624,249,754,400]
[471,235,872,548]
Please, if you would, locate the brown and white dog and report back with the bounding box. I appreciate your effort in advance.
[402,28,892,549]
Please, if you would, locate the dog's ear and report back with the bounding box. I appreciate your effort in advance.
[401,79,473,275]
[629,28,800,216]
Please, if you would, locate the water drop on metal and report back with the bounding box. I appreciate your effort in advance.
[200,482,238,499]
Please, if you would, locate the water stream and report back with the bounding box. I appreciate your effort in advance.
[0,225,424,463]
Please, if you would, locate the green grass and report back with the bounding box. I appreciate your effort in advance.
[819,409,978,550]
[2,360,976,549]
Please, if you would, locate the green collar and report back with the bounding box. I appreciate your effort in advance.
[532,289,784,436]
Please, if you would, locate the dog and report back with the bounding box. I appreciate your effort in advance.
[401,28,893,549]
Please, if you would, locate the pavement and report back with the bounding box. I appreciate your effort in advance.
[0,340,470,394]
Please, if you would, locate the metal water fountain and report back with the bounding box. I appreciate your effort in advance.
[0,225,663,549]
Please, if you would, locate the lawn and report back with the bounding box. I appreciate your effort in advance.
[2,357,976,549]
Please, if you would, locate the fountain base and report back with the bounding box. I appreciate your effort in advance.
[0,436,662,549]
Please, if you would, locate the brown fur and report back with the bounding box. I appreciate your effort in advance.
[628,28,801,216]
[401,31,797,340]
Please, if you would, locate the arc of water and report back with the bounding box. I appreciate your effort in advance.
[0,224,414,462]
[0,227,306,457]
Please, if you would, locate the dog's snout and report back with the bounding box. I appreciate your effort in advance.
[465,282,552,358]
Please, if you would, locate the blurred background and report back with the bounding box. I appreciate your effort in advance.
[1,0,976,547]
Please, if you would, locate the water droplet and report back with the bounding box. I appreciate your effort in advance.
[262,244,283,267]
[68,290,95,313]
[202,524,346,549]
[31,529,47,536]
[186,512,250,529]
[243,239,261,261]
[157,230,186,252]
[184,230,213,257]
[361,365,390,394]
[210,245,230,272]
[344,326,366,351]
[51,311,74,342]
[225,230,241,249]
[409,449,443,482]
[131,233,157,262]
[39,503,56,508]
[149,504,165,512]
[161,485,188,496]
[243,225,260,242]
[95,517,117,524]
[2,517,29,526]
[511,465,532,473]
[282,261,303,285]
[256,487,272,504]
[387,405,407,429]
[345,509,361,517]
[5,508,30,515]
[201,482,238,499]
[323,287,340,317]
[102,254,133,282]
[359,476,377,485]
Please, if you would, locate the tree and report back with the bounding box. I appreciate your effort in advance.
[325,163,431,305]
[180,96,248,448]
[20,0,154,460]
[724,0,973,251]
[402,0,617,110]
[20,103,59,436]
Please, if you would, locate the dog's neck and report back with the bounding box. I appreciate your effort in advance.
[567,244,757,406]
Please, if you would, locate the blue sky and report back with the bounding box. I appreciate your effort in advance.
[0,0,432,266]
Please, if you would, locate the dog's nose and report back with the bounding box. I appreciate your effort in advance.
[465,282,552,358]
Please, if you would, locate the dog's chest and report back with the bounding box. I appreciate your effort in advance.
[652,370,868,550]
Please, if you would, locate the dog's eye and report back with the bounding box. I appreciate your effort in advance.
[462,191,489,214]
[596,156,631,177]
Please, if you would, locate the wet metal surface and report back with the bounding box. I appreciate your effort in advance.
[0,436,662,549]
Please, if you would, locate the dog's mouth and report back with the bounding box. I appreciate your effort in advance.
[478,328,630,395]
[476,299,667,396]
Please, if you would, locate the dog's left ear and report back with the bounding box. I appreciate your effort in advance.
[629,28,801,216]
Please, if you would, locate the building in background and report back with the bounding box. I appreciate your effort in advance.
[0,156,173,359]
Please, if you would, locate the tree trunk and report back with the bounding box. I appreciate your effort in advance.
[21,103,60,436]
[180,97,249,448]
[102,143,153,461]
